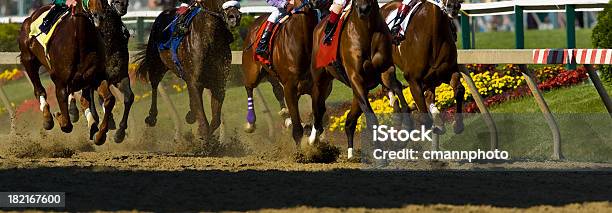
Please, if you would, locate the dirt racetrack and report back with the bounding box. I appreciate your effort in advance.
[1,151,612,212]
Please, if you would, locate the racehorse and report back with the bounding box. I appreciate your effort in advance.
[380,0,464,134]
[68,0,133,143]
[310,0,411,158]
[18,0,116,145]
[135,0,241,139]
[241,0,331,144]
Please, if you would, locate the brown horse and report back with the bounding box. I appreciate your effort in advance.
[18,0,115,145]
[310,0,411,158]
[380,0,464,134]
[135,0,241,139]
[241,0,330,143]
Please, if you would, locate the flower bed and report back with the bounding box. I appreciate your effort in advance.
[328,65,590,132]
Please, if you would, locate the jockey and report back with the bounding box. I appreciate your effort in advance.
[255,0,295,56]
[40,0,78,33]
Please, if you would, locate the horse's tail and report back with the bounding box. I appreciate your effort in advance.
[133,43,161,81]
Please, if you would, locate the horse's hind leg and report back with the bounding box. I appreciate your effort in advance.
[53,84,73,133]
[22,57,54,130]
[243,68,265,133]
[68,93,79,123]
[382,67,413,128]
[284,82,304,145]
[424,89,445,134]
[209,87,225,135]
[407,78,433,129]
[80,88,100,139]
[269,76,289,120]
[309,70,333,145]
[94,81,116,145]
[145,70,165,127]
[187,82,209,138]
[344,98,363,159]
[450,72,465,134]
[115,77,135,143]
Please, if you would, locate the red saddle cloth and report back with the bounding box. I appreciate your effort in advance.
[315,10,351,69]
[253,22,283,65]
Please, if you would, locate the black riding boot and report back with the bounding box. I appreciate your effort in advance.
[323,21,337,45]
[390,4,410,45]
[256,21,275,57]
[40,6,67,34]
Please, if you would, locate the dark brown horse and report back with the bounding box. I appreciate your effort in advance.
[380,0,464,134]
[310,0,411,158]
[135,0,241,139]
[18,0,115,145]
[241,0,330,143]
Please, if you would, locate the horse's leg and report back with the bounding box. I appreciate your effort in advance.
[243,68,264,133]
[269,76,288,118]
[209,87,225,134]
[425,89,445,134]
[450,72,465,134]
[344,97,362,159]
[187,81,209,138]
[145,70,165,127]
[309,71,333,145]
[80,88,100,139]
[114,77,135,143]
[381,67,412,128]
[68,93,79,123]
[284,82,304,145]
[407,78,433,129]
[22,58,54,130]
[94,81,116,145]
[53,84,73,133]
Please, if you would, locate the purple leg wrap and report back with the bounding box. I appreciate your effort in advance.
[247,97,256,123]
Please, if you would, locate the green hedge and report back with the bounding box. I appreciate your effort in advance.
[0,24,20,52]
[230,15,255,51]
[592,1,612,85]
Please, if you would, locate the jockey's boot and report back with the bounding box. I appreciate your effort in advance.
[390,4,410,45]
[256,21,275,57]
[40,5,67,34]
[323,11,341,45]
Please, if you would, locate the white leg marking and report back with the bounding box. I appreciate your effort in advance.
[284,118,292,128]
[429,103,440,114]
[388,91,396,107]
[85,108,94,128]
[348,148,354,159]
[308,125,317,145]
[39,96,47,112]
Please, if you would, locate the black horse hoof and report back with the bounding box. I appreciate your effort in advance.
[185,111,196,124]
[114,129,126,143]
[94,132,107,146]
[89,124,99,140]
[43,119,54,130]
[145,116,157,127]
[60,124,73,133]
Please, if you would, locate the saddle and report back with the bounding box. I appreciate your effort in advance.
[252,20,285,65]
[159,6,202,79]
[315,0,352,69]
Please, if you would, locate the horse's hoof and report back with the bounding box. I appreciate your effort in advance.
[69,100,79,123]
[108,116,117,130]
[43,119,54,130]
[114,129,126,143]
[94,132,107,146]
[454,122,465,134]
[284,118,292,128]
[60,124,73,133]
[145,116,157,127]
[244,122,256,133]
[185,111,196,124]
[89,124,99,140]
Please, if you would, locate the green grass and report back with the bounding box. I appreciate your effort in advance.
[457,29,594,49]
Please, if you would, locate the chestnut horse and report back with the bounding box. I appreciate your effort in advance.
[135,0,241,139]
[241,0,330,144]
[18,0,115,145]
[381,0,464,134]
[310,0,411,158]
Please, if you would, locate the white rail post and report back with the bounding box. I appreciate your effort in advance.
[519,65,563,160]
[460,65,498,150]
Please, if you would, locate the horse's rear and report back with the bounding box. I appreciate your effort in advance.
[18,3,114,145]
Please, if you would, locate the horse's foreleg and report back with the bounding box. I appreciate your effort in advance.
[345,98,363,159]
[209,87,225,134]
[284,83,304,145]
[80,88,100,139]
[309,71,333,145]
[145,75,161,127]
[382,66,413,129]
[115,77,134,143]
[407,79,433,129]
[94,81,116,145]
[450,72,465,134]
[22,58,53,130]
[269,76,288,118]
[243,68,264,133]
[187,82,209,139]
[425,89,445,134]
[54,85,73,133]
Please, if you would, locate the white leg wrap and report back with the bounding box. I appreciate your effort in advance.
[85,108,94,128]
[39,96,47,112]
[308,125,317,145]
[348,148,354,159]
[429,103,440,115]
[388,91,396,107]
